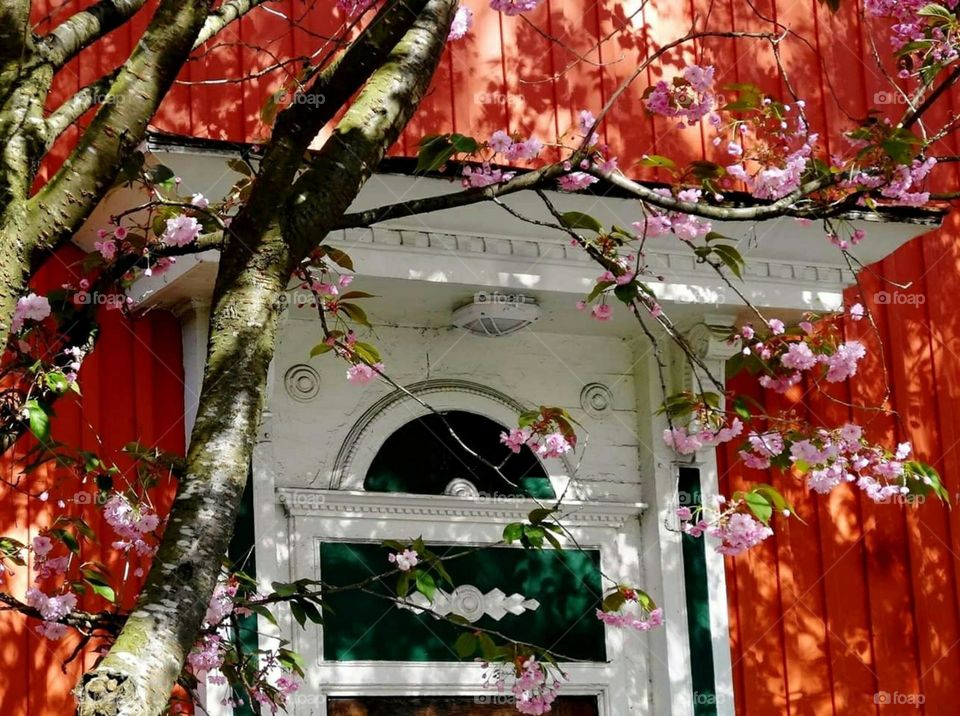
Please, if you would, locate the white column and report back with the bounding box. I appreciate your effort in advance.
[684,316,738,716]
[632,337,694,716]
[175,298,233,715]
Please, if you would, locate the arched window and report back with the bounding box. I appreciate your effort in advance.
[364,410,556,498]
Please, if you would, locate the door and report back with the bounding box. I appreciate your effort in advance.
[329,696,600,715]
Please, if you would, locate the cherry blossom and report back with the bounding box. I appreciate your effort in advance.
[388,548,418,571]
[448,6,473,39]
[489,0,542,16]
[346,361,383,384]
[12,293,51,332]
[161,215,201,247]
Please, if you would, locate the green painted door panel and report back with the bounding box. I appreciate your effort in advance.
[321,542,606,662]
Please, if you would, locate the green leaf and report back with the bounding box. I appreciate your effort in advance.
[710,244,745,280]
[290,600,308,628]
[46,372,69,395]
[415,570,437,600]
[450,133,479,153]
[323,247,354,271]
[309,342,333,357]
[639,154,676,170]
[24,400,50,442]
[613,282,638,304]
[743,491,773,524]
[527,508,556,524]
[416,134,457,173]
[503,522,523,543]
[340,303,371,328]
[227,158,253,177]
[559,211,604,234]
[455,632,477,658]
[87,581,116,602]
[601,591,626,613]
[50,528,79,554]
[271,581,298,598]
[353,341,381,364]
[477,633,498,660]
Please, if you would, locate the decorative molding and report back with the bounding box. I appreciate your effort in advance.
[329,378,575,488]
[283,364,322,402]
[398,585,540,622]
[277,488,645,529]
[329,227,858,289]
[580,383,614,420]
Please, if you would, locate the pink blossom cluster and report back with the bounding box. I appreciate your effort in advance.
[644,65,716,127]
[865,0,959,62]
[204,580,239,627]
[595,606,664,631]
[706,512,774,556]
[448,6,474,40]
[12,293,51,332]
[632,188,712,241]
[737,318,867,394]
[487,130,543,161]
[161,215,201,247]
[484,656,562,715]
[738,423,917,502]
[490,0,542,16]
[25,587,77,640]
[724,103,817,200]
[103,494,161,555]
[662,417,743,456]
[388,548,419,571]
[880,157,937,207]
[462,162,517,188]
[94,225,128,260]
[188,633,225,676]
[32,535,70,581]
[346,361,384,385]
[500,427,572,459]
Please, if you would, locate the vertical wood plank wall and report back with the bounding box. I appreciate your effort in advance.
[15,1,960,713]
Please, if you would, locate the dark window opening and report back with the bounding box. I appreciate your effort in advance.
[364,410,555,499]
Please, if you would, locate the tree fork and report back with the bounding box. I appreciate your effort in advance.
[74,1,456,713]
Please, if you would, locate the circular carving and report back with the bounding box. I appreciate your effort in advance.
[284,364,321,402]
[444,477,480,498]
[580,383,614,419]
[450,585,485,622]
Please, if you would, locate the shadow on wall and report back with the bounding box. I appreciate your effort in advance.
[719,217,960,715]
[0,246,186,716]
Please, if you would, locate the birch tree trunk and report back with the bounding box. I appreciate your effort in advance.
[74,2,456,713]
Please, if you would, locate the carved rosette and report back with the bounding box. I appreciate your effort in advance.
[283,364,321,402]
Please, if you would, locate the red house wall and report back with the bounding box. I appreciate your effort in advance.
[0,248,186,716]
[16,1,960,714]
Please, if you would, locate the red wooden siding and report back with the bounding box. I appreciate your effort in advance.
[0,247,186,716]
[720,215,960,715]
[16,1,960,714]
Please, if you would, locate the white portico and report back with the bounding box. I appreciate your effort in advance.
[81,134,937,716]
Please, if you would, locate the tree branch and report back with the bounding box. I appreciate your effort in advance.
[74,3,456,714]
[37,0,149,68]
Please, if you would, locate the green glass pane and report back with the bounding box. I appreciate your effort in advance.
[364,411,555,499]
[321,542,605,662]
